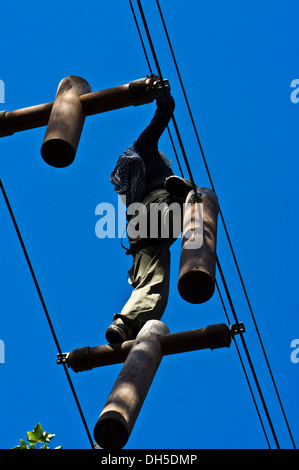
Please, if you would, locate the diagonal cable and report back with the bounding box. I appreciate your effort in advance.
[215,280,271,449]
[155,0,296,449]
[130,0,282,449]
[129,0,184,177]
[216,256,280,448]
[135,0,198,194]
[0,178,94,449]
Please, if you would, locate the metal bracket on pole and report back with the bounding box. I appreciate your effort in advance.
[152,78,170,94]
[56,352,69,365]
[191,190,203,202]
[229,322,246,336]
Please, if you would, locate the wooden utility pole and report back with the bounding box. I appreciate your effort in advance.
[60,322,231,372]
[1,74,234,449]
[58,320,232,449]
[94,320,169,449]
[178,187,219,304]
[0,75,169,167]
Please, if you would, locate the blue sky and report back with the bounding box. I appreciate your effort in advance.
[0,0,298,450]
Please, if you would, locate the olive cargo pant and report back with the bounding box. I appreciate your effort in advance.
[115,189,183,332]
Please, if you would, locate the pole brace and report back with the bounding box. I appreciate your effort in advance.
[191,190,203,202]
[152,78,170,94]
[56,352,69,365]
[229,322,246,336]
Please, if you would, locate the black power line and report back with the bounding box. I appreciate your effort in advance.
[215,280,271,449]
[130,0,283,449]
[155,0,296,450]
[133,0,198,195]
[129,0,184,177]
[0,179,94,449]
[216,256,280,448]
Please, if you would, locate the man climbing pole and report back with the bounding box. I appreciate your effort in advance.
[105,74,193,344]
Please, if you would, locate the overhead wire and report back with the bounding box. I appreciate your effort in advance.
[129,0,184,178]
[155,0,296,450]
[2,2,292,452]
[131,0,285,449]
[0,179,95,449]
[215,281,271,449]
[131,0,198,195]
[216,256,279,448]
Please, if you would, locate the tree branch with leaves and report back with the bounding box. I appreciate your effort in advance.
[12,423,62,449]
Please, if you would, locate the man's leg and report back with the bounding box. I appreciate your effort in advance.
[105,189,183,344]
[119,244,170,329]
[105,244,170,343]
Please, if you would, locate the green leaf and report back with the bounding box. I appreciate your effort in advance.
[13,423,62,449]
[27,423,43,443]
[12,439,29,449]
[42,431,55,443]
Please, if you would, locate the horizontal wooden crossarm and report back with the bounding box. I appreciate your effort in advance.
[59,323,231,372]
[0,77,166,137]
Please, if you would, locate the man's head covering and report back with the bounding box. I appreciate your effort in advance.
[110,144,146,207]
